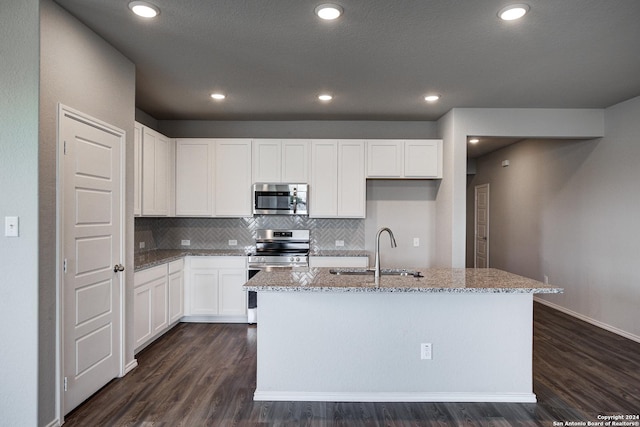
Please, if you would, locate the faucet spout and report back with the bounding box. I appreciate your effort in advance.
[374,227,396,285]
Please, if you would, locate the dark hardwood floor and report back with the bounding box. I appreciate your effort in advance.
[63,303,640,426]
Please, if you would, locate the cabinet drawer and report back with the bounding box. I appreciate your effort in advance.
[168,259,184,274]
[188,256,247,269]
[135,264,167,287]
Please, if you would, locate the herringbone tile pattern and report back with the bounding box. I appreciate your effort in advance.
[135,217,364,252]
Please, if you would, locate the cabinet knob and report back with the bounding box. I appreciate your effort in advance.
[113,264,125,273]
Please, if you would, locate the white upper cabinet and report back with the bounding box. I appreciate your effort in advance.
[310,140,338,217]
[338,140,366,217]
[252,139,309,183]
[215,139,252,217]
[404,140,442,178]
[366,140,403,177]
[141,125,172,216]
[175,139,215,216]
[366,139,442,179]
[133,122,142,216]
[310,140,365,218]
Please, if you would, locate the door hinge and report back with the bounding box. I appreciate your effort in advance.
[64,377,68,392]
[64,140,67,155]
[63,259,67,274]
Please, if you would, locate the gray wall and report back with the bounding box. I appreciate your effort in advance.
[0,1,40,425]
[436,107,605,268]
[467,96,640,340]
[38,1,136,424]
[158,119,438,139]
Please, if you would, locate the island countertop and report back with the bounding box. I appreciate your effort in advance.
[244,267,563,294]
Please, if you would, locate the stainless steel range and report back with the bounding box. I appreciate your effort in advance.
[247,229,310,323]
[248,229,310,269]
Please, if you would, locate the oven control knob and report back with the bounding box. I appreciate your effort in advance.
[295,257,300,262]
[289,257,294,262]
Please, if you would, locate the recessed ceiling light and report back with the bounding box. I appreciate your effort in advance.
[424,95,440,102]
[318,94,333,101]
[315,3,343,20]
[210,93,226,100]
[498,4,530,21]
[469,138,480,144]
[128,1,160,18]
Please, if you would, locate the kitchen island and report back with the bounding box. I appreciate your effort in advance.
[244,267,562,403]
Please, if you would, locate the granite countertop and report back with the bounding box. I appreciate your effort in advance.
[135,249,248,271]
[309,250,369,257]
[243,267,563,294]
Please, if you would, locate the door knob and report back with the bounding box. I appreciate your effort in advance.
[113,264,125,273]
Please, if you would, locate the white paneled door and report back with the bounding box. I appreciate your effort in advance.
[475,183,490,268]
[60,107,124,414]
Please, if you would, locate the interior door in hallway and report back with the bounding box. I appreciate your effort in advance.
[60,107,124,414]
[475,183,490,268]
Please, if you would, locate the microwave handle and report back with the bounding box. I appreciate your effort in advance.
[292,188,298,214]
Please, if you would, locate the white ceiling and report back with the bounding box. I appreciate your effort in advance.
[54,0,640,122]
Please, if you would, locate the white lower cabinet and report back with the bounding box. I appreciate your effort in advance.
[134,264,168,352]
[184,256,248,322]
[168,259,184,323]
[134,260,184,353]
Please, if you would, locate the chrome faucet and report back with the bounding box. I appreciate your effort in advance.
[374,227,397,285]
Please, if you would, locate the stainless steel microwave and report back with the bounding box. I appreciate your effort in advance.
[253,183,308,215]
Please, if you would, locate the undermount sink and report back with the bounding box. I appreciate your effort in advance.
[329,268,423,278]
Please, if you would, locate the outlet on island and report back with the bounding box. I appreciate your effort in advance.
[421,343,432,360]
[181,239,191,246]
[335,240,344,247]
[228,239,238,246]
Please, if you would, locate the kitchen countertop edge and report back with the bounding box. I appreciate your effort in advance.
[243,268,564,294]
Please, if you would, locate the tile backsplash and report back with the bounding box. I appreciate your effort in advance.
[135,216,364,253]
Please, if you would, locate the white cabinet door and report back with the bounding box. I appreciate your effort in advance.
[253,139,309,183]
[281,139,309,182]
[188,268,220,315]
[404,140,442,178]
[141,127,170,216]
[338,140,366,217]
[168,260,184,323]
[219,269,247,316]
[151,276,168,335]
[134,122,142,216]
[175,139,214,216]
[215,139,252,216]
[252,139,281,182]
[310,140,338,217]
[367,140,403,177]
[133,283,152,349]
[134,264,168,351]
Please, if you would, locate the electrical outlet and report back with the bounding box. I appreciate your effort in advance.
[228,239,238,246]
[5,216,19,237]
[181,239,191,246]
[413,237,420,247]
[421,343,432,360]
[335,240,344,247]
[139,241,145,249]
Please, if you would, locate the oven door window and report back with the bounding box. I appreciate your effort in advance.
[255,192,291,211]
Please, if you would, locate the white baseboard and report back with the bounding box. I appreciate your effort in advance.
[44,419,60,427]
[534,297,640,344]
[180,315,248,324]
[253,391,537,403]
[124,358,138,375]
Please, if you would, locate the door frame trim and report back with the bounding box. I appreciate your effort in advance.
[56,104,127,421]
[474,183,490,268]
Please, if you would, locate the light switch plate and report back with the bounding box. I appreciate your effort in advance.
[5,216,19,237]
[181,239,191,246]
[228,239,238,246]
[335,240,344,247]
